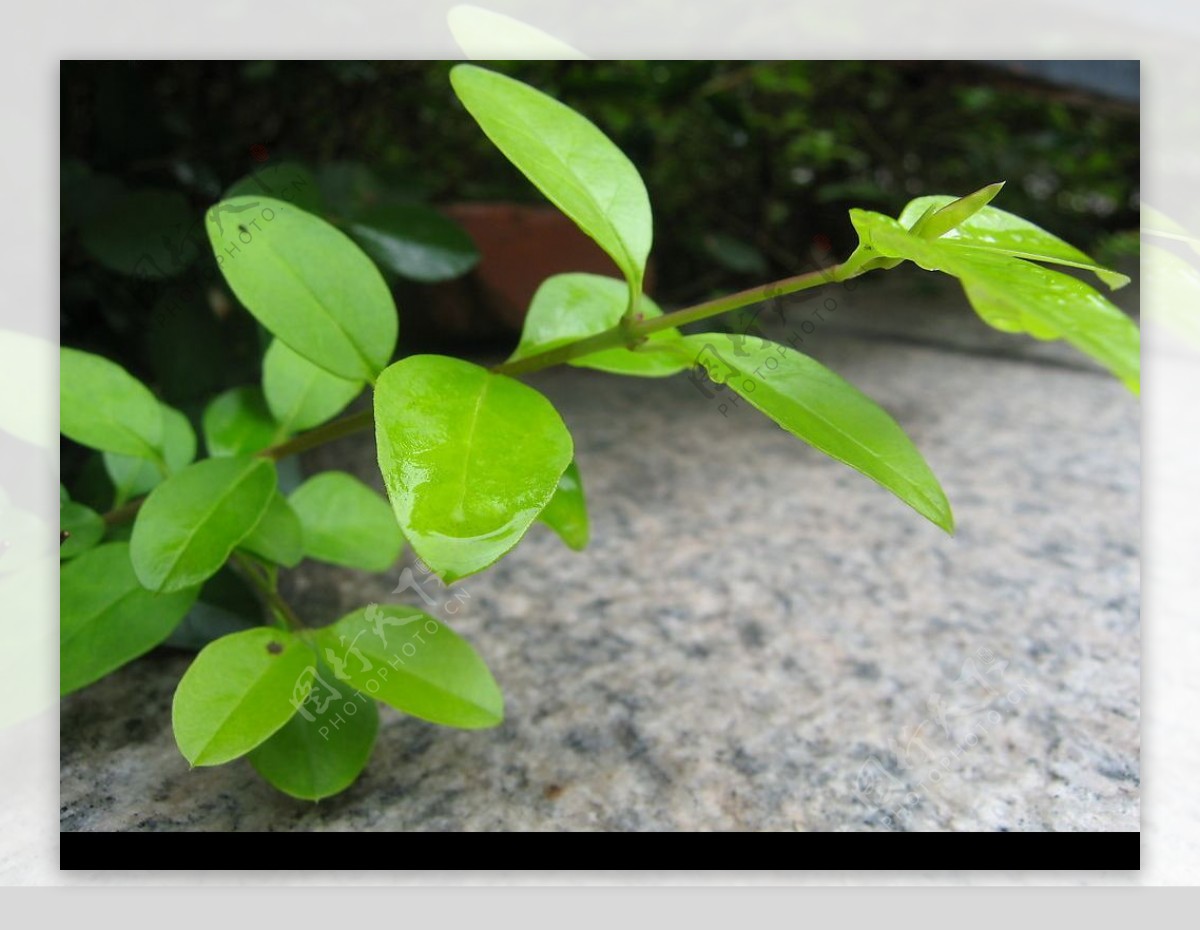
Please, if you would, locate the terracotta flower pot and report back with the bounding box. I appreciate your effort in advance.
[427,202,655,336]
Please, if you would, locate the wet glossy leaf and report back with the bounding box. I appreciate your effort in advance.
[249,660,378,800]
[450,65,652,301]
[239,492,303,568]
[262,338,363,433]
[288,471,403,572]
[539,460,589,551]
[206,196,397,381]
[59,500,105,560]
[61,543,199,695]
[896,195,1129,289]
[130,456,277,592]
[314,605,502,729]
[203,386,280,457]
[850,210,1139,393]
[346,204,479,283]
[103,402,197,504]
[510,273,688,377]
[374,355,573,582]
[172,627,312,766]
[675,333,954,532]
[60,348,162,458]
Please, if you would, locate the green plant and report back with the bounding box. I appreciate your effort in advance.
[59,65,1139,800]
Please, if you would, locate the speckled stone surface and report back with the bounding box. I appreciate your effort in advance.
[60,275,1140,832]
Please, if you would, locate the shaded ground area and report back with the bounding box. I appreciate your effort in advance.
[61,273,1140,831]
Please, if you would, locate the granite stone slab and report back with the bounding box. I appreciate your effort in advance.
[60,278,1140,832]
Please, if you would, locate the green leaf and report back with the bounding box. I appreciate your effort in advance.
[287,471,403,572]
[249,660,378,800]
[203,386,280,457]
[59,501,105,560]
[205,196,398,381]
[896,195,1129,289]
[103,402,197,504]
[510,273,689,377]
[262,338,363,433]
[374,355,574,582]
[78,188,197,278]
[346,204,479,283]
[450,65,653,303]
[905,181,1005,241]
[675,333,954,532]
[172,627,312,766]
[314,605,502,729]
[850,209,1140,393]
[61,543,199,695]
[224,162,323,213]
[130,456,277,592]
[60,348,163,458]
[538,460,589,551]
[239,492,303,568]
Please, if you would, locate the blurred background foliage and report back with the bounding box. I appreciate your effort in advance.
[60,59,1138,427]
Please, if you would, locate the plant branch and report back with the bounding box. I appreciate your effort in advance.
[98,261,851,515]
[258,407,374,461]
[231,552,304,630]
[494,262,846,376]
[103,497,145,526]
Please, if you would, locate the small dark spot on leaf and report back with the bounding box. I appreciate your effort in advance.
[238,224,248,234]
[266,641,283,654]
[60,530,71,545]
